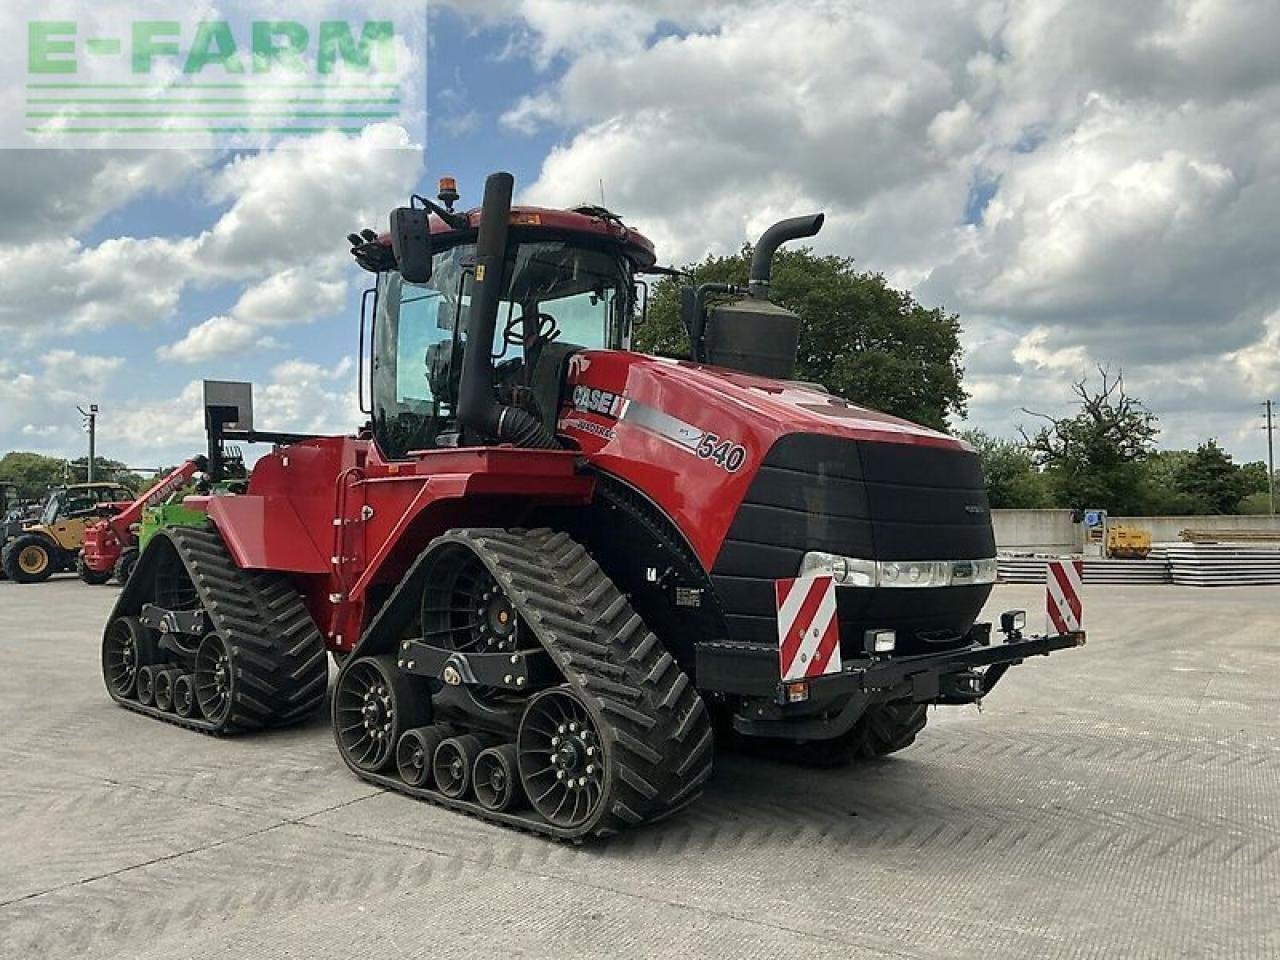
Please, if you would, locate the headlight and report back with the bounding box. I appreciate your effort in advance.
[798,552,998,588]
[798,551,876,587]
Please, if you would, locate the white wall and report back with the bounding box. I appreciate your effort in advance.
[1110,514,1280,543]
[991,510,1079,554]
[992,509,1280,553]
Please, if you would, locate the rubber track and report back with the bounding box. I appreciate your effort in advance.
[104,526,329,735]
[344,527,715,841]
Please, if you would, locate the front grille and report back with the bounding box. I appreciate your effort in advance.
[710,433,995,654]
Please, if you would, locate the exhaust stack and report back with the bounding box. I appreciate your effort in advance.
[747,213,825,299]
[456,172,558,449]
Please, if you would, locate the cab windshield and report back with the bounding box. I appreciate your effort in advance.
[372,239,632,456]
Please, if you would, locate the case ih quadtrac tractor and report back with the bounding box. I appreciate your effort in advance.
[102,172,1082,840]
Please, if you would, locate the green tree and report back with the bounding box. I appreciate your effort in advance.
[636,246,967,430]
[0,452,69,499]
[1020,367,1159,514]
[1173,440,1250,514]
[960,429,1055,508]
[1137,449,1199,515]
[0,451,144,499]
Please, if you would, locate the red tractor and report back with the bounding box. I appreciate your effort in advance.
[79,457,208,585]
[102,172,1082,840]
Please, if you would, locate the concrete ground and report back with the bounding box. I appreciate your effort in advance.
[0,576,1277,959]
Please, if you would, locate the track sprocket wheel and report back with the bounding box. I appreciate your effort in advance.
[334,655,429,773]
[102,616,158,699]
[194,633,234,726]
[518,686,607,830]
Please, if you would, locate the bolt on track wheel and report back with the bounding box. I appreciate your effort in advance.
[335,655,428,773]
[136,666,157,707]
[194,633,234,725]
[396,725,446,788]
[153,668,180,712]
[474,744,524,813]
[172,674,196,718]
[517,687,607,829]
[102,616,156,699]
[421,545,523,654]
[433,735,486,800]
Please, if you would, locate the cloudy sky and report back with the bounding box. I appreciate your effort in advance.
[2,0,1278,470]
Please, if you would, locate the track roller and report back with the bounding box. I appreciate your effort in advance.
[474,744,523,812]
[136,666,157,707]
[153,668,181,712]
[433,735,487,800]
[172,674,196,718]
[396,725,446,788]
[102,616,158,699]
[335,655,430,773]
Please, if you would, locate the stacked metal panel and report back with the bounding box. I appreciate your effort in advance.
[997,556,1172,585]
[1161,541,1280,586]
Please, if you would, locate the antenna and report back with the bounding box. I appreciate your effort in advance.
[599,179,606,206]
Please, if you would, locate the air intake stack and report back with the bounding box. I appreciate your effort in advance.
[702,213,824,380]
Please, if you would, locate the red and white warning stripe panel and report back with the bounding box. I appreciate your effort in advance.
[775,575,842,680]
[1046,559,1084,634]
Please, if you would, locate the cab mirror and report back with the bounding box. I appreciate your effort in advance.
[390,207,432,284]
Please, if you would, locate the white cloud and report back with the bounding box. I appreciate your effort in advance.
[1,125,420,349]
[97,357,358,465]
[158,269,350,363]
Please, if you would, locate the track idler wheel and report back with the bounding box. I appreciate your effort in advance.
[194,633,234,725]
[102,616,158,699]
[432,735,487,800]
[474,744,524,813]
[136,666,157,707]
[172,674,196,718]
[335,656,430,773]
[153,668,181,712]
[396,725,446,788]
[517,687,606,830]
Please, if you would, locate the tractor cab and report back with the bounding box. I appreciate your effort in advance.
[354,187,656,459]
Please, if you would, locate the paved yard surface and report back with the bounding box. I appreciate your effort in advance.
[1,577,1277,959]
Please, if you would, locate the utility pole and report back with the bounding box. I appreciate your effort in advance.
[78,404,98,482]
[1266,399,1276,516]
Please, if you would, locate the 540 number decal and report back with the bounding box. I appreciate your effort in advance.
[695,433,747,473]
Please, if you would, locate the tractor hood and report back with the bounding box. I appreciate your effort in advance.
[558,349,978,569]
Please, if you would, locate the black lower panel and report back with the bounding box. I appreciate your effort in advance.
[711,433,995,654]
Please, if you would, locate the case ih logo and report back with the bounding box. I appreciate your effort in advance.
[571,386,628,420]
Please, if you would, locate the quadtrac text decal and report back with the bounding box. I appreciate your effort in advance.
[564,385,748,474]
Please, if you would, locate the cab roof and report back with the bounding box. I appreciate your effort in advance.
[377,205,657,270]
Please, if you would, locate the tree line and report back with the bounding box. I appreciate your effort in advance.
[965,369,1273,515]
[0,451,152,501]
